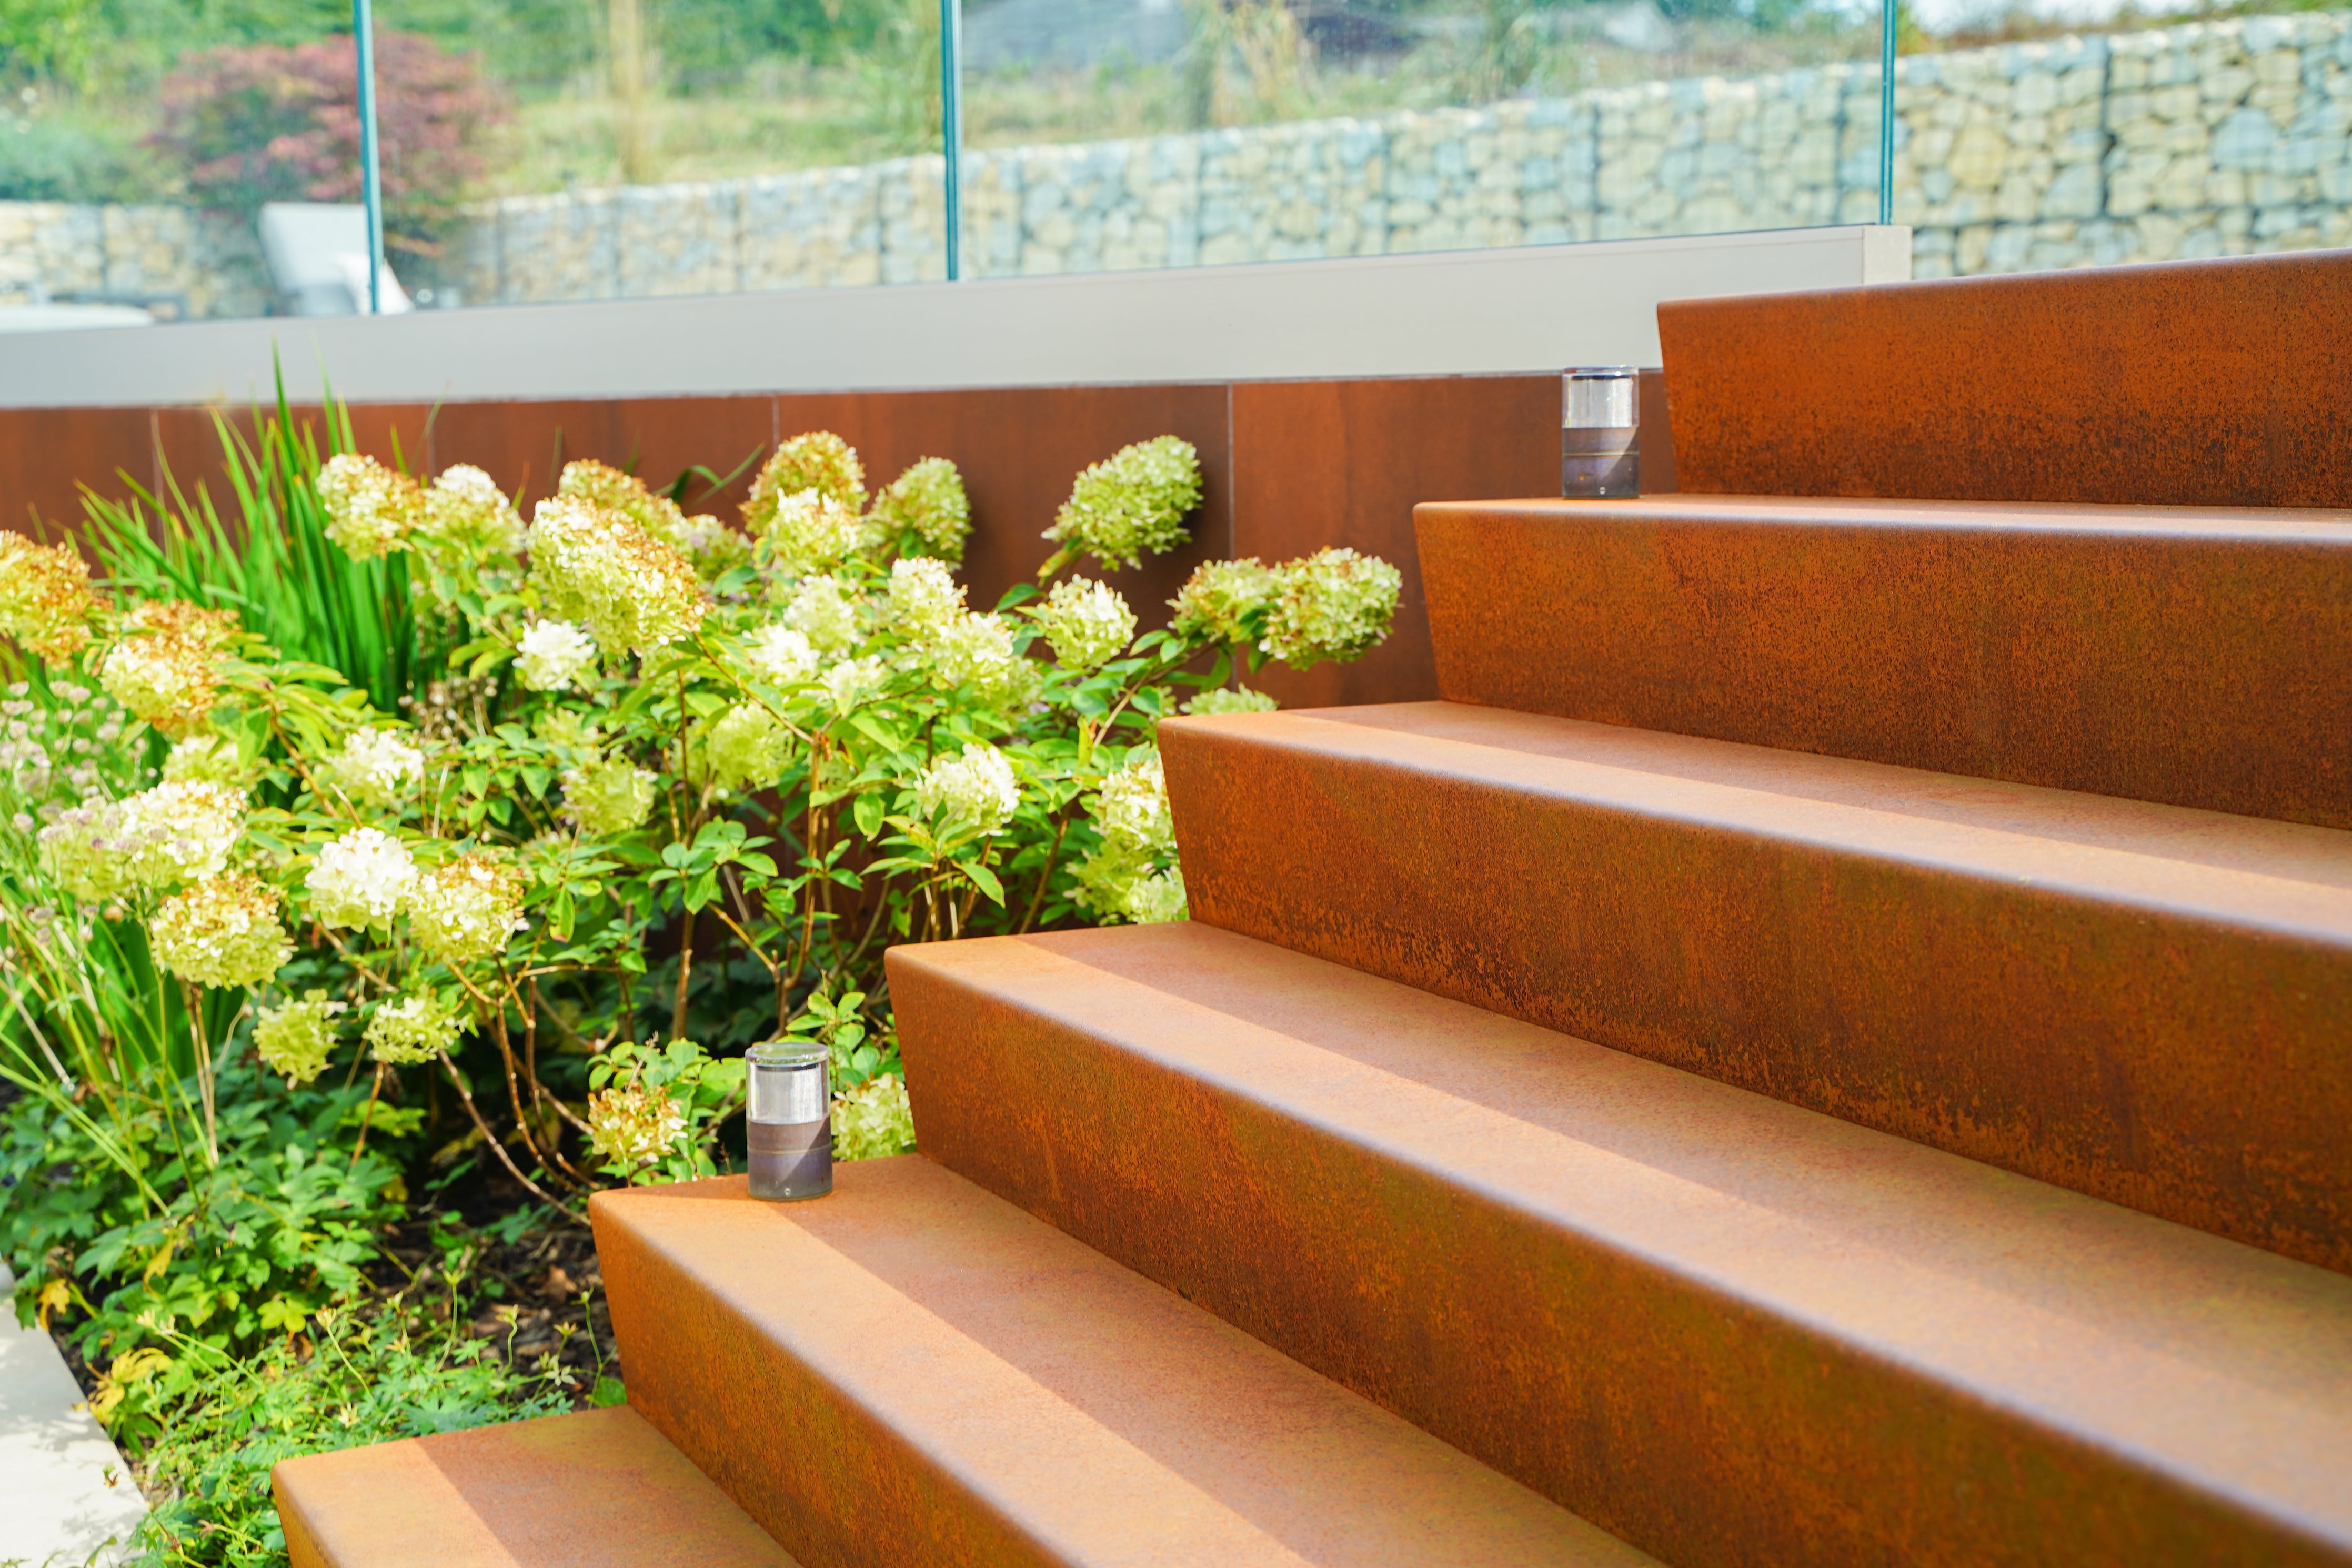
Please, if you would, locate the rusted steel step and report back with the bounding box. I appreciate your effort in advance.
[887,921,2352,1568]
[1157,701,2352,1275]
[1656,249,2352,509]
[272,1404,797,1567]
[590,1158,1654,1568]
[1417,495,2352,830]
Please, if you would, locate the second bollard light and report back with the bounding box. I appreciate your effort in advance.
[746,1040,833,1201]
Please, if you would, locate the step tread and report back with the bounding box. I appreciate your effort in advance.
[1157,702,2352,1271]
[1220,702,2352,936]
[592,1159,1653,1568]
[890,922,2352,1561]
[272,1405,797,1568]
[1415,495,2352,829]
[1432,492,2352,532]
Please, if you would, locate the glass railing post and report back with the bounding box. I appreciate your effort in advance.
[353,0,385,314]
[1879,0,1897,227]
[941,0,964,281]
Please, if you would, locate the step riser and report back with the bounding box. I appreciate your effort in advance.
[590,1197,1058,1568]
[891,942,2349,1568]
[1418,502,2352,830]
[1657,250,2352,508]
[1159,715,2352,1275]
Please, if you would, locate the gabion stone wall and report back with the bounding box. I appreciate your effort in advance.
[0,202,269,319]
[5,11,2346,316]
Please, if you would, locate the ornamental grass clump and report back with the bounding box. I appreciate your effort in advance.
[0,411,1400,1412]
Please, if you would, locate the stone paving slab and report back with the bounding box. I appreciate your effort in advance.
[0,1265,145,1568]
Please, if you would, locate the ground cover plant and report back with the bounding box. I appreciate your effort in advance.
[0,393,1398,1564]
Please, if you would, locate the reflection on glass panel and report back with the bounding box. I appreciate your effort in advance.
[1,8,375,324]
[378,0,950,307]
[1894,0,2349,277]
[953,0,1892,278]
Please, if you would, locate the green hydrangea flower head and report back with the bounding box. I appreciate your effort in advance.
[833,1072,917,1160]
[255,990,347,1086]
[1043,436,1201,572]
[869,458,971,565]
[564,757,658,835]
[1181,686,1278,716]
[703,706,791,795]
[366,989,466,1064]
[745,432,867,529]
[1260,548,1403,668]
[149,873,293,990]
[1170,557,1278,644]
[1029,577,1135,672]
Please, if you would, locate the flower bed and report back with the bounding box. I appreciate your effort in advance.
[0,397,1398,1564]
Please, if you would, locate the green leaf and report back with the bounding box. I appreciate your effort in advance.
[590,1376,628,1409]
[961,860,1005,904]
[852,792,883,838]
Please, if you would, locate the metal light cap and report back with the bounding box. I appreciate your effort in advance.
[1562,365,1641,499]
[745,1040,833,1202]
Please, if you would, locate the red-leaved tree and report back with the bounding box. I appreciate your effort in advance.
[148,33,507,239]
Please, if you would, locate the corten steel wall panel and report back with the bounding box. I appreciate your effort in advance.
[1229,376,1549,710]
[592,1162,1644,1568]
[771,384,1234,634]
[429,395,777,513]
[1419,497,2352,830]
[0,406,154,540]
[889,924,2352,1568]
[1660,251,2352,506]
[1159,705,2352,1274]
[1226,373,1676,710]
[273,1406,798,1568]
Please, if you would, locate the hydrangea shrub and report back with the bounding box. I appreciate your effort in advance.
[0,431,1398,1203]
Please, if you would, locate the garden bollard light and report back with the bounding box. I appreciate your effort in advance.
[746,1041,832,1201]
[1562,366,1640,499]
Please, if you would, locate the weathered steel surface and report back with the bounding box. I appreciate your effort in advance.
[889,922,2352,1568]
[1159,702,2352,1275]
[591,1160,1651,1568]
[1659,250,2352,507]
[272,1405,795,1568]
[1417,496,2352,831]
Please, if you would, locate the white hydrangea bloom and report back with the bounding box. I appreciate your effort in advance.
[1030,577,1135,671]
[115,780,246,890]
[745,624,819,687]
[37,797,134,901]
[303,827,418,930]
[517,619,599,691]
[528,494,709,658]
[887,557,965,636]
[149,872,292,990]
[925,611,1027,700]
[409,854,528,964]
[323,729,425,810]
[1094,749,1174,856]
[915,742,1020,835]
[776,572,861,652]
[315,454,420,560]
[255,991,346,1085]
[1260,548,1404,667]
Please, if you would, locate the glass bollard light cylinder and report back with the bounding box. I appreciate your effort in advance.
[746,1041,832,1201]
[1562,366,1641,499]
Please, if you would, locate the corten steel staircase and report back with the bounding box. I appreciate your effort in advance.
[274,252,2352,1567]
